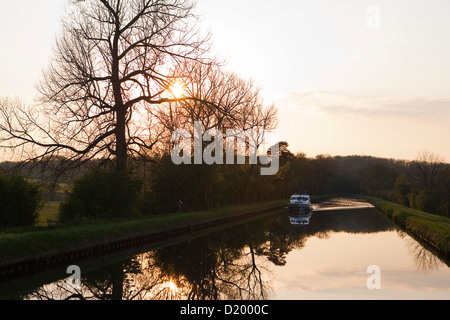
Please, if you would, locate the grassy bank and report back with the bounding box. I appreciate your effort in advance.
[0,199,287,268]
[363,195,450,256]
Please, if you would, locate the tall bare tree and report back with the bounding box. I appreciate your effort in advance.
[412,151,445,191]
[0,0,214,173]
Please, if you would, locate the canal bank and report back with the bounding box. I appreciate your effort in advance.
[363,196,450,257]
[0,200,287,281]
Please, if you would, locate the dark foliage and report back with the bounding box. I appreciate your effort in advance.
[0,173,43,228]
[58,168,143,222]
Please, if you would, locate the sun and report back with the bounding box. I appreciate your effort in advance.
[169,80,187,99]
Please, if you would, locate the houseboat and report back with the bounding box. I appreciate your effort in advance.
[287,193,312,214]
[287,193,313,226]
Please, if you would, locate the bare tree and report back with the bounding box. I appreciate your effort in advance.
[152,60,278,155]
[0,0,214,173]
[412,151,445,191]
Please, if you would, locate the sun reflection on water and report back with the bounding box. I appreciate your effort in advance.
[161,279,180,298]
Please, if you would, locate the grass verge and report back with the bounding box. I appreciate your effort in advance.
[363,195,450,256]
[0,199,287,267]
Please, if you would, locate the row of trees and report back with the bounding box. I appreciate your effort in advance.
[60,144,450,218]
[1,144,448,226]
[269,149,450,217]
[363,152,450,217]
[147,145,449,217]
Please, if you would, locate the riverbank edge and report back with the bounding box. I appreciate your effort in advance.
[362,195,450,257]
[0,199,290,281]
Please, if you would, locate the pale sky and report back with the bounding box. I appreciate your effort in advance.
[1,0,450,162]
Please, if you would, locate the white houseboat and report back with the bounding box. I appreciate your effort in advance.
[287,194,312,214]
[287,193,313,226]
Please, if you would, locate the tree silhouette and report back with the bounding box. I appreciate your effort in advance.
[0,0,216,173]
[412,151,445,192]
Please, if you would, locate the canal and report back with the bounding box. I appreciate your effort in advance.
[1,197,449,300]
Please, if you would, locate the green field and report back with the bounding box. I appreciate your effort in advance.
[36,202,61,227]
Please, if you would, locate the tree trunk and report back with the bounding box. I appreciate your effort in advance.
[115,107,127,172]
[112,27,127,172]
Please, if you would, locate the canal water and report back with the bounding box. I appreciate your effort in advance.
[2,197,449,300]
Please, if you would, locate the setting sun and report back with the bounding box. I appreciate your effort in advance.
[169,80,187,99]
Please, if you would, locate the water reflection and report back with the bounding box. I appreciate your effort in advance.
[402,231,447,272]
[9,200,450,300]
[23,218,276,300]
[288,213,312,226]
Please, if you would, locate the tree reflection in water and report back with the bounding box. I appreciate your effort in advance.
[400,231,448,272]
[19,207,449,300]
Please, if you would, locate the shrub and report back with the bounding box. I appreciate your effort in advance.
[58,169,143,222]
[0,173,43,228]
[414,191,440,215]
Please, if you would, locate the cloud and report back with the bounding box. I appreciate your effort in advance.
[279,91,450,122]
[274,265,450,299]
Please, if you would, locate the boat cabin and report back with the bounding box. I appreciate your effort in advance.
[290,194,310,203]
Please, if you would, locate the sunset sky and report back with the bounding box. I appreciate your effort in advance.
[1,0,449,162]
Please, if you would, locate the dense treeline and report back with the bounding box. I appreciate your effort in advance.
[128,144,447,217]
[359,152,450,217]
[142,146,450,217]
[1,145,449,227]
